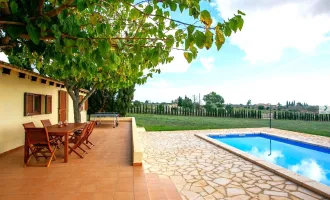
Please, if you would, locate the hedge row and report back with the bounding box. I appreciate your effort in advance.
[128,105,262,119]
[274,111,330,121]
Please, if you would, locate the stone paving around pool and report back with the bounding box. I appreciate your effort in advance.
[138,128,330,200]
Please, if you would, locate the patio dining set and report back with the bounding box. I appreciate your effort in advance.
[22,120,97,167]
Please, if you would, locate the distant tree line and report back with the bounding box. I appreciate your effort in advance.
[128,104,263,119]
[88,85,135,116]
[274,111,330,121]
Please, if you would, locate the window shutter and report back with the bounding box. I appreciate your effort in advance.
[79,95,84,110]
[24,93,33,116]
[45,95,52,114]
[85,99,88,111]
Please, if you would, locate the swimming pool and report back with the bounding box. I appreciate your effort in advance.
[209,133,330,186]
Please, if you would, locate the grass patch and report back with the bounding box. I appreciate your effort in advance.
[127,114,330,137]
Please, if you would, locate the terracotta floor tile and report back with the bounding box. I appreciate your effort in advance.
[116,177,133,184]
[134,193,150,200]
[30,193,73,200]
[113,192,134,200]
[98,178,117,184]
[92,192,114,200]
[76,183,98,193]
[147,183,164,192]
[70,192,95,200]
[115,183,134,192]
[118,171,133,177]
[165,190,182,200]
[101,171,118,178]
[134,183,148,192]
[96,182,116,193]
[0,194,32,200]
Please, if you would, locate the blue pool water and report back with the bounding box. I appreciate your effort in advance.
[209,133,330,186]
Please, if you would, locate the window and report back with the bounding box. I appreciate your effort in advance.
[45,95,52,114]
[24,93,52,116]
[33,95,41,114]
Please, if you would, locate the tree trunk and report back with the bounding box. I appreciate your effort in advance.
[65,82,98,123]
[73,97,81,123]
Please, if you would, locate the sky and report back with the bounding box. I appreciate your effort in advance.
[134,0,330,106]
[1,0,330,106]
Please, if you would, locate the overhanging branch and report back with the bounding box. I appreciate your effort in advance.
[79,84,98,107]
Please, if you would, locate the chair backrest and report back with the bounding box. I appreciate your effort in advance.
[23,122,36,129]
[41,119,52,127]
[86,121,96,138]
[25,128,50,146]
[73,123,89,146]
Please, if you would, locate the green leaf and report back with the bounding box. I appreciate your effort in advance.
[215,26,225,50]
[51,24,62,38]
[204,30,213,50]
[144,5,153,15]
[63,38,75,47]
[237,17,244,31]
[26,23,40,45]
[6,25,24,39]
[187,25,195,36]
[130,8,140,20]
[238,10,246,16]
[184,52,192,63]
[194,30,206,49]
[90,14,98,25]
[200,10,212,28]
[190,46,198,59]
[169,2,177,11]
[179,4,184,13]
[165,35,174,48]
[224,25,232,37]
[99,40,110,57]
[229,19,238,33]
[10,1,18,14]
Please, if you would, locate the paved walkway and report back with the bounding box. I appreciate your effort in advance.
[0,123,181,200]
[139,128,329,200]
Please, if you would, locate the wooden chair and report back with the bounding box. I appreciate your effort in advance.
[23,122,36,129]
[23,127,57,167]
[41,119,62,148]
[40,119,52,127]
[68,123,90,158]
[82,121,96,149]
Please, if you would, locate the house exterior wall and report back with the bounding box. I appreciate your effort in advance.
[0,71,86,154]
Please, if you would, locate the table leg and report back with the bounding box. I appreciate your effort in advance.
[64,134,68,163]
[24,134,28,164]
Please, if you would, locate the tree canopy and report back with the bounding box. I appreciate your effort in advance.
[0,0,245,122]
[203,91,224,111]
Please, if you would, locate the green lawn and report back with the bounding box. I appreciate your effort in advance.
[128,114,330,137]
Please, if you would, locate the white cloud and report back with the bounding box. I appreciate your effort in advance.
[0,52,9,62]
[289,159,327,182]
[213,0,330,63]
[157,49,191,73]
[200,56,215,71]
[249,147,284,164]
[211,17,217,27]
[134,71,330,105]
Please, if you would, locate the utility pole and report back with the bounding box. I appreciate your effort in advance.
[199,93,201,109]
[192,95,196,109]
[269,103,272,128]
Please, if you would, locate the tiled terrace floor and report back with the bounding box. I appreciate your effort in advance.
[0,122,181,200]
[139,128,329,200]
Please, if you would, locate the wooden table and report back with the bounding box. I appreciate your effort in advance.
[24,123,86,164]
